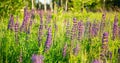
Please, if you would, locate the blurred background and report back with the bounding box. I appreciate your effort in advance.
[0,0,120,18]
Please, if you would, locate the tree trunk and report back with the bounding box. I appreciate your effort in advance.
[50,2,53,12]
[44,0,47,12]
[65,0,68,11]
[61,0,62,6]
[32,0,34,9]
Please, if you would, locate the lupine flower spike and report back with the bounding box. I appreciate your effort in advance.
[100,13,106,36]
[63,43,67,57]
[66,21,71,39]
[78,21,84,41]
[112,15,118,40]
[38,24,43,47]
[118,48,120,62]
[73,43,79,56]
[44,27,52,52]
[8,14,14,31]
[14,16,19,43]
[100,32,108,63]
[71,18,78,40]
[32,54,44,63]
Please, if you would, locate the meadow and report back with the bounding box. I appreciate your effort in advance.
[0,8,120,63]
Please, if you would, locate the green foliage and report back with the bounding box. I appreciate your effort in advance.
[0,0,29,18]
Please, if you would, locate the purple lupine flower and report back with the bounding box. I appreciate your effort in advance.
[15,17,19,32]
[47,11,52,23]
[66,21,71,39]
[85,21,92,39]
[14,17,19,42]
[44,27,52,52]
[38,24,43,47]
[92,23,99,37]
[53,19,58,45]
[102,13,106,20]
[73,44,79,55]
[118,48,120,62]
[8,14,14,31]
[32,54,44,63]
[29,9,35,27]
[39,10,44,24]
[46,11,52,23]
[29,20,33,27]
[109,52,112,60]
[78,21,84,41]
[112,15,119,40]
[102,32,108,49]
[106,51,112,61]
[71,18,78,40]
[63,43,67,57]
[100,32,109,63]
[27,18,33,34]
[45,11,52,29]
[27,25,31,34]
[85,21,90,38]
[19,51,22,63]
[119,27,120,39]
[27,9,35,34]
[93,59,100,63]
[31,9,35,19]
[54,19,58,32]
[18,50,22,63]
[20,7,30,32]
[88,22,93,39]
[100,13,106,36]
[24,6,28,17]
[118,48,120,55]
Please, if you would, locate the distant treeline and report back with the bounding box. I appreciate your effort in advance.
[36,0,120,11]
[1,0,120,18]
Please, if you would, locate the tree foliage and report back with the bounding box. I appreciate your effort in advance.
[0,0,28,18]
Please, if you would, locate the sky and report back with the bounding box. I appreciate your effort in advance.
[35,0,52,4]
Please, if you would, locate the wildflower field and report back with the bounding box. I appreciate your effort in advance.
[1,0,120,63]
[1,8,120,63]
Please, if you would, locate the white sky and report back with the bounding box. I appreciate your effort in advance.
[36,0,52,4]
